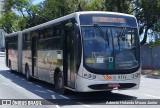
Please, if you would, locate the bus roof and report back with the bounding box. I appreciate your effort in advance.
[23,11,135,33]
[76,11,135,17]
[22,13,75,33]
[5,31,21,37]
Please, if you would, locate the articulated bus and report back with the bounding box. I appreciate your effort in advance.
[5,11,141,94]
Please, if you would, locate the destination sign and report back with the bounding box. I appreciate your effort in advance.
[92,17,126,23]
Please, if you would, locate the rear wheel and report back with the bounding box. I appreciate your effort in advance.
[25,66,32,81]
[55,72,67,94]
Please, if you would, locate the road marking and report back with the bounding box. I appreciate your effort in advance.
[1,83,10,86]
[21,78,25,80]
[76,102,92,108]
[47,89,55,93]
[35,90,47,93]
[28,82,33,84]
[51,95,56,99]
[59,95,69,99]
[51,94,61,108]
[36,85,42,88]
[143,94,160,99]
[55,105,61,108]
[15,76,19,78]
[16,85,24,89]
[141,84,160,89]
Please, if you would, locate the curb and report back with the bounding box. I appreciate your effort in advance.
[0,52,5,57]
[145,74,160,79]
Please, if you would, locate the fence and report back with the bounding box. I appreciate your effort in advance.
[141,45,160,70]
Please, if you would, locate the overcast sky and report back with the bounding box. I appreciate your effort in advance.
[32,0,45,4]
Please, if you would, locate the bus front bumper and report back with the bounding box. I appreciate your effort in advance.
[75,74,140,92]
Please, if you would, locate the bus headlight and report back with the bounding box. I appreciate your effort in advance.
[88,74,91,78]
[92,75,96,79]
[83,73,96,79]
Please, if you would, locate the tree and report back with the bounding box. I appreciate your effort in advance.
[1,0,160,38]
[0,11,20,33]
[85,0,105,11]
[0,0,25,33]
[135,0,160,45]
[104,0,133,14]
[39,0,73,22]
[155,20,160,32]
[0,0,39,33]
[93,0,160,46]
[11,0,39,28]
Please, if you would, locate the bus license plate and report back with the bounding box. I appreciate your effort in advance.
[108,83,120,88]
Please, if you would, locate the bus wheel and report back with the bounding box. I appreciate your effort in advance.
[55,72,67,94]
[25,66,32,81]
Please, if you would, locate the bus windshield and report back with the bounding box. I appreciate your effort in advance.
[81,26,140,73]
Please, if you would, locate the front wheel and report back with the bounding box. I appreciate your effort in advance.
[55,72,67,94]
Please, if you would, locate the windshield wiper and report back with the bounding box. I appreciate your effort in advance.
[117,26,126,50]
[94,24,109,46]
[121,26,126,37]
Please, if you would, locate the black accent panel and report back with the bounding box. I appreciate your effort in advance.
[84,65,140,75]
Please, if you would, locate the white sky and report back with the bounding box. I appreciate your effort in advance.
[32,0,45,4]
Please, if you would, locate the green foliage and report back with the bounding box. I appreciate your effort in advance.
[3,0,13,12]
[147,39,160,47]
[104,0,133,14]
[0,11,20,33]
[155,20,160,32]
[136,0,160,27]
[0,0,39,33]
[39,0,73,21]
[85,0,105,11]
[136,0,160,45]
[0,0,160,38]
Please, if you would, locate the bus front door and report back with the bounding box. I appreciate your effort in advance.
[64,29,76,89]
[5,40,9,67]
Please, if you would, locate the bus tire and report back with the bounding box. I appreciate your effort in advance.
[55,72,67,94]
[25,65,32,81]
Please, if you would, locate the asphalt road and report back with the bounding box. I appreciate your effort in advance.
[0,56,159,108]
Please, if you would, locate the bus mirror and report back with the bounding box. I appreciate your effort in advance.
[74,23,81,71]
[74,23,80,42]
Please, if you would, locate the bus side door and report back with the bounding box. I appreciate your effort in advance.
[5,40,9,66]
[31,36,38,77]
[64,28,76,89]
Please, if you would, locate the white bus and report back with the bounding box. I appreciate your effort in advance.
[5,11,141,94]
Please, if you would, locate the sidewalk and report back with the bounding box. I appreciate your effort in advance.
[142,69,160,75]
[142,69,160,79]
[0,51,5,57]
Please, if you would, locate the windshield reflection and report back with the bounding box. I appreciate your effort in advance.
[82,26,139,71]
